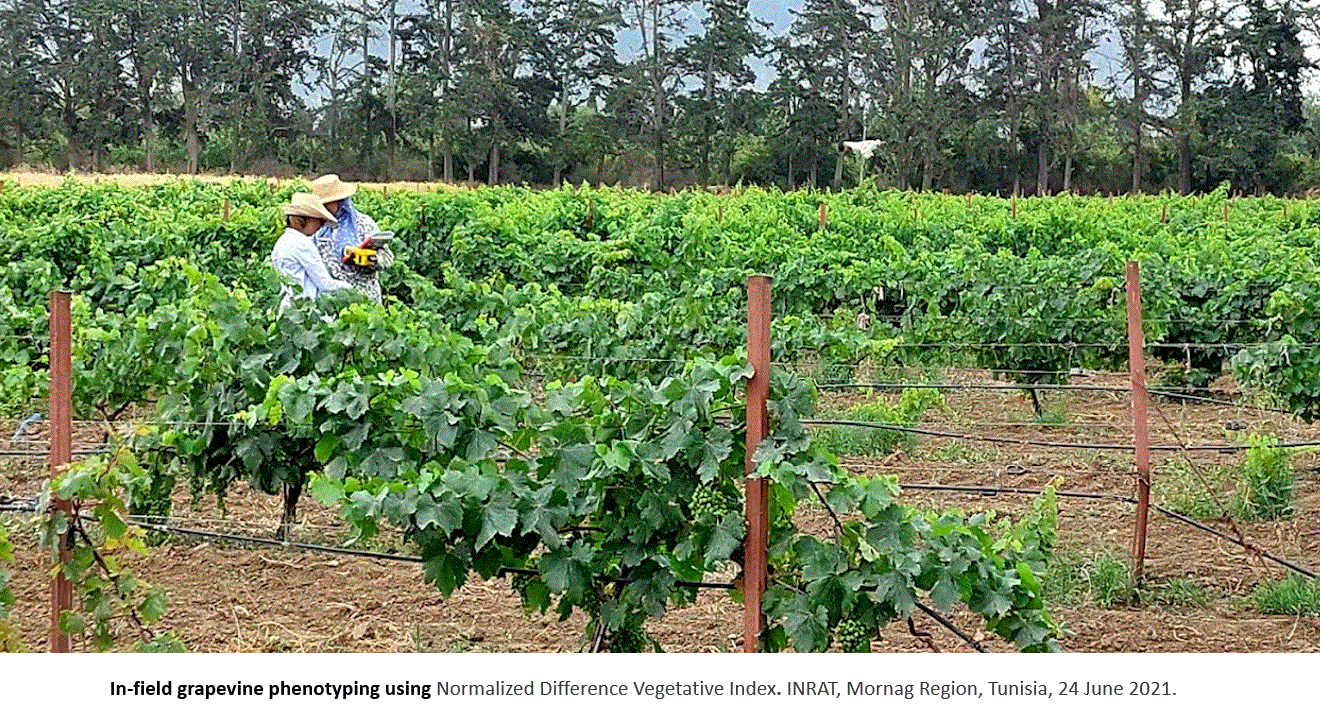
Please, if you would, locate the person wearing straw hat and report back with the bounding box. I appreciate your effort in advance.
[309,174,394,304]
[272,191,355,310]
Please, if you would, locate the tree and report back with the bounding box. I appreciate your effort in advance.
[161,0,228,174]
[626,0,687,189]
[398,0,459,180]
[528,0,622,185]
[769,34,840,188]
[981,0,1029,193]
[870,0,986,190]
[31,0,132,170]
[0,0,47,165]
[677,0,765,186]
[117,0,172,172]
[452,0,530,185]
[1201,0,1310,193]
[1150,0,1226,193]
[315,7,356,164]
[222,0,325,173]
[787,0,874,189]
[982,0,1101,195]
[1116,0,1161,192]
[1021,0,1101,195]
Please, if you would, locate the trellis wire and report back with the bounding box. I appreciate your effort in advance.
[812,314,1279,326]
[791,340,1320,351]
[801,418,1320,452]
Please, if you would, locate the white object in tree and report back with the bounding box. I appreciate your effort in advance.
[842,140,884,159]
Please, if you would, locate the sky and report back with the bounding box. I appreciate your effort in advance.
[300,2,1151,107]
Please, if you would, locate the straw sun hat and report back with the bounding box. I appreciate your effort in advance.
[281,192,337,223]
[310,174,357,202]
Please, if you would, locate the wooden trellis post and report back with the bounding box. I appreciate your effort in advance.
[1126,262,1152,583]
[743,275,771,652]
[48,291,73,652]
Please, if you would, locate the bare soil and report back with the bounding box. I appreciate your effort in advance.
[3,371,1319,653]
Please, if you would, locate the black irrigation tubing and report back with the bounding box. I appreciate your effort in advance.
[9,495,1316,622]
[1147,505,1320,581]
[792,341,1320,351]
[801,418,1320,452]
[0,447,110,458]
[776,364,1080,376]
[1147,342,1320,350]
[120,517,430,563]
[819,315,1270,326]
[1145,388,1298,416]
[846,464,1135,478]
[864,420,1128,430]
[523,355,691,364]
[913,599,988,653]
[794,343,1122,350]
[894,484,1133,504]
[0,501,432,562]
[814,382,1301,417]
[12,510,738,592]
[817,382,1129,392]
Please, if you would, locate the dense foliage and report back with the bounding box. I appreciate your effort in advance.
[4,180,1320,412]
[7,178,1320,651]
[40,448,185,652]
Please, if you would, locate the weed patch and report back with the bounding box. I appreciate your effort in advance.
[1230,435,1294,521]
[1251,575,1320,616]
[1044,548,1135,607]
[1156,457,1226,519]
[813,388,945,457]
[1137,577,1209,608]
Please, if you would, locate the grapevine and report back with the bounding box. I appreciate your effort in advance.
[688,483,741,521]
[833,618,871,653]
[11,180,1320,653]
[0,518,23,652]
[45,266,1068,652]
[41,447,185,652]
[5,181,1320,420]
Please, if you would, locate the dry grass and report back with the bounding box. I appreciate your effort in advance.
[0,169,466,192]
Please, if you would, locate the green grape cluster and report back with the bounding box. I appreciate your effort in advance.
[579,586,603,616]
[510,572,532,594]
[608,621,650,653]
[834,619,871,653]
[689,483,740,520]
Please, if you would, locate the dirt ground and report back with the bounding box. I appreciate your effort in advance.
[3,371,1318,653]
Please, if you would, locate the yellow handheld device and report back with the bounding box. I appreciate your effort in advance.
[343,231,393,267]
[343,246,377,266]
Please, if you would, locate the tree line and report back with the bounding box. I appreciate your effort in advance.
[2,0,1319,194]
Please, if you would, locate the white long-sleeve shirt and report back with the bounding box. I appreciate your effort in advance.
[271,227,355,307]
